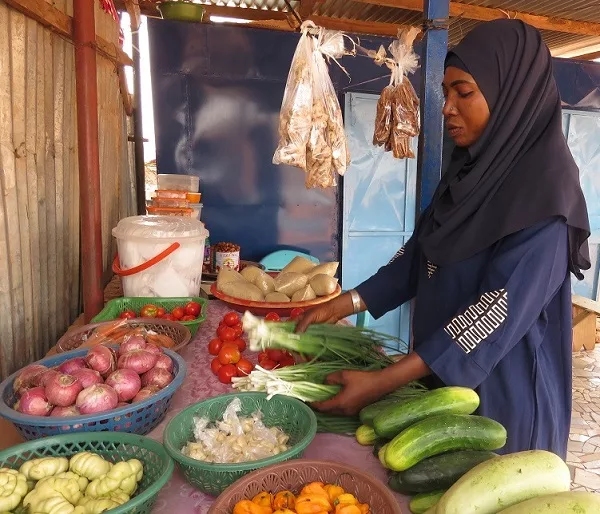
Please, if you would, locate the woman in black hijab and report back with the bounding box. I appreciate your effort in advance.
[297,19,590,458]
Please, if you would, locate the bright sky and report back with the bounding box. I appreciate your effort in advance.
[121,14,157,163]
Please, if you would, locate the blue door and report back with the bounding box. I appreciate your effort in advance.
[563,111,600,300]
[341,93,417,350]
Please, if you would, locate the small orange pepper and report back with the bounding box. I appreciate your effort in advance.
[301,482,329,497]
[273,491,296,510]
[335,506,361,514]
[252,492,273,509]
[335,494,358,506]
[233,500,272,514]
[296,494,333,513]
[323,484,345,503]
[272,510,296,514]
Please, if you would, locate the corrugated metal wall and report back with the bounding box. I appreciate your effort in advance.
[0,0,134,378]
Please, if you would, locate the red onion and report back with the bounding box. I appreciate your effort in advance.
[50,405,80,417]
[141,368,173,389]
[132,385,160,403]
[85,345,116,376]
[45,374,83,407]
[105,369,141,402]
[118,336,147,356]
[116,402,129,408]
[154,354,174,373]
[144,344,163,356]
[76,384,118,414]
[72,368,103,389]
[117,350,158,374]
[58,357,87,375]
[14,365,48,395]
[17,387,52,416]
[36,369,60,388]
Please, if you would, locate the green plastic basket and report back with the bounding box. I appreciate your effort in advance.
[163,392,318,496]
[92,297,207,336]
[0,432,174,514]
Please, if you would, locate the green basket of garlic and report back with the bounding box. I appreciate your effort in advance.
[162,392,317,496]
[0,432,173,513]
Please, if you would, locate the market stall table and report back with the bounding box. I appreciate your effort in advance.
[146,300,411,513]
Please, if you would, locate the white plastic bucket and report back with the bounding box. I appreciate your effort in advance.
[112,215,209,297]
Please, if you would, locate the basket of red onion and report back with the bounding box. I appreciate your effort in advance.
[0,336,186,440]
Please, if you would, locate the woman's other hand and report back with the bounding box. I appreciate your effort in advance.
[295,292,357,333]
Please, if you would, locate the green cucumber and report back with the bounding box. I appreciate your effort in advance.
[359,398,405,426]
[373,438,389,457]
[355,425,377,445]
[384,414,507,472]
[388,471,414,495]
[436,450,570,514]
[373,387,480,439]
[496,491,600,513]
[396,450,498,493]
[410,490,446,514]
[378,443,390,469]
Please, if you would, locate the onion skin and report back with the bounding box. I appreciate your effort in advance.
[154,354,174,373]
[85,345,116,376]
[58,357,87,375]
[17,387,52,416]
[118,336,147,356]
[132,385,161,403]
[144,344,163,356]
[45,374,83,407]
[117,350,158,374]
[50,405,81,417]
[14,365,48,395]
[36,369,61,388]
[76,384,119,414]
[105,369,142,402]
[141,368,173,389]
[72,368,103,389]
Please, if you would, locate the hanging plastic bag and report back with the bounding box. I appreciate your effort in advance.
[373,27,420,159]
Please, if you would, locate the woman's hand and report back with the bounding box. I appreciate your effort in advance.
[311,370,388,416]
[295,293,355,333]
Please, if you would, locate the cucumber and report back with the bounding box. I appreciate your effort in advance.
[373,438,389,457]
[359,398,405,426]
[378,443,390,468]
[373,387,480,439]
[396,450,498,493]
[436,450,571,514]
[496,492,600,513]
[410,490,446,514]
[355,425,377,445]
[388,470,414,495]
[384,414,506,472]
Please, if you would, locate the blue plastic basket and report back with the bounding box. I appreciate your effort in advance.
[0,347,187,440]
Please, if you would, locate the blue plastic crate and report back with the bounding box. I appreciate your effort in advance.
[0,347,186,440]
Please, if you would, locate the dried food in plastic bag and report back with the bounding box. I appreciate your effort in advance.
[373,85,394,146]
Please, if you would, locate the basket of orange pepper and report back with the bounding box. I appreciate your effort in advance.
[208,460,402,514]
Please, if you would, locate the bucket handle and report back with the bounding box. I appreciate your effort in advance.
[112,242,181,276]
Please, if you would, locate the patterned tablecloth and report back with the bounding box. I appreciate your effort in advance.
[148,300,410,513]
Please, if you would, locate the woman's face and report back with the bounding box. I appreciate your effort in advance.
[442,66,490,148]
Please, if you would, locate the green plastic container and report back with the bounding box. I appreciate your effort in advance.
[0,432,174,514]
[92,296,207,336]
[158,1,204,22]
[163,392,318,496]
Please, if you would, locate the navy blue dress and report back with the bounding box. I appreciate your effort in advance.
[356,218,572,459]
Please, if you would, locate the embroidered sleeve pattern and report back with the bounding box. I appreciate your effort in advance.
[444,289,508,354]
[388,246,405,264]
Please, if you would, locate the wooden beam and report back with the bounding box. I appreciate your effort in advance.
[123,0,141,30]
[573,49,600,60]
[4,0,133,66]
[309,15,410,37]
[299,0,321,19]
[355,0,600,37]
[203,5,288,22]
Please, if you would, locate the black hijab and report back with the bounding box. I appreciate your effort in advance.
[417,19,591,279]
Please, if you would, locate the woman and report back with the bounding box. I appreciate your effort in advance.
[296,19,591,459]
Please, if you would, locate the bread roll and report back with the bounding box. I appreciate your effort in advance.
[292,285,317,302]
[275,272,308,296]
[281,256,317,274]
[309,274,338,296]
[265,292,291,303]
[220,281,264,302]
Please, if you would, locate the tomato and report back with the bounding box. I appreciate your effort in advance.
[156,307,166,317]
[236,359,254,377]
[290,307,305,320]
[258,351,269,363]
[279,356,295,368]
[140,304,159,318]
[219,326,236,342]
[119,310,136,320]
[218,345,241,365]
[223,312,240,327]
[232,325,243,339]
[265,312,280,322]
[185,301,202,317]
[210,358,223,375]
[208,338,223,356]
[171,307,185,320]
[161,314,177,321]
[259,359,277,370]
[231,338,247,352]
[181,315,196,321]
[217,364,238,384]
[267,349,285,362]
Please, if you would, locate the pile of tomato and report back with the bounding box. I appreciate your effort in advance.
[119,302,202,322]
[209,312,253,384]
